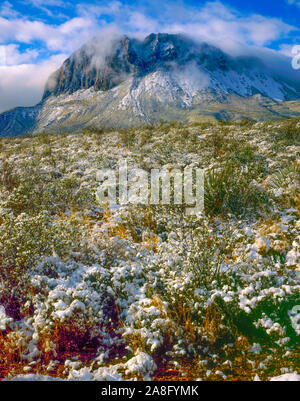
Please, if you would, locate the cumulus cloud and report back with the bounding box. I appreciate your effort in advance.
[74,1,296,50]
[0,54,67,113]
[1,1,296,54]
[0,16,101,53]
[0,44,38,66]
[158,1,295,54]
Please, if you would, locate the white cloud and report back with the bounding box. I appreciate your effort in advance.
[0,44,38,65]
[24,0,69,17]
[0,0,299,113]
[0,1,295,55]
[0,1,20,18]
[77,1,123,18]
[75,1,296,54]
[286,0,300,6]
[0,54,67,113]
[127,12,159,34]
[279,44,296,57]
[151,1,295,53]
[0,15,101,53]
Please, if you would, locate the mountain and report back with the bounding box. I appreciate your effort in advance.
[1,33,300,137]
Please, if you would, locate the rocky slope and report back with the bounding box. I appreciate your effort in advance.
[1,33,300,137]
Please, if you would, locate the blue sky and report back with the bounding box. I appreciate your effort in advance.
[0,0,299,112]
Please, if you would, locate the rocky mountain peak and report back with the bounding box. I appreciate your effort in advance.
[1,33,300,137]
[42,33,233,100]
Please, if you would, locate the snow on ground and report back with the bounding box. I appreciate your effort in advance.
[270,372,300,381]
[0,120,299,381]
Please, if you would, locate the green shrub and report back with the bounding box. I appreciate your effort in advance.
[120,128,136,146]
[0,210,82,315]
[0,159,20,191]
[204,164,269,216]
[274,121,300,145]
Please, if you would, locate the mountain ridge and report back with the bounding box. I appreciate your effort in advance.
[1,33,300,137]
[43,33,300,101]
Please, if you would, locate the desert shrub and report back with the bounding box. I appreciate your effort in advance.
[274,120,300,145]
[142,216,300,358]
[35,134,50,146]
[138,129,153,146]
[205,130,228,156]
[3,169,94,216]
[225,142,268,179]
[218,284,300,347]
[0,210,82,317]
[238,119,254,128]
[269,161,300,207]
[40,145,53,158]
[1,119,299,380]
[0,211,79,271]
[204,163,269,216]
[82,127,105,136]
[120,128,136,146]
[189,121,213,130]
[231,145,256,164]
[0,159,20,191]
[217,120,231,127]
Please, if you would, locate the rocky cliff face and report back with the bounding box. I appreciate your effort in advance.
[1,33,300,137]
[42,34,208,98]
[43,36,136,98]
[43,33,300,101]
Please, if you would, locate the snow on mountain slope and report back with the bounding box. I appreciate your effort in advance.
[1,33,300,137]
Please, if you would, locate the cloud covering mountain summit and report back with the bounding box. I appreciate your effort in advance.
[42,33,300,101]
[1,33,300,136]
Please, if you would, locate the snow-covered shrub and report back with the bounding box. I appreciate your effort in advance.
[0,119,299,380]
